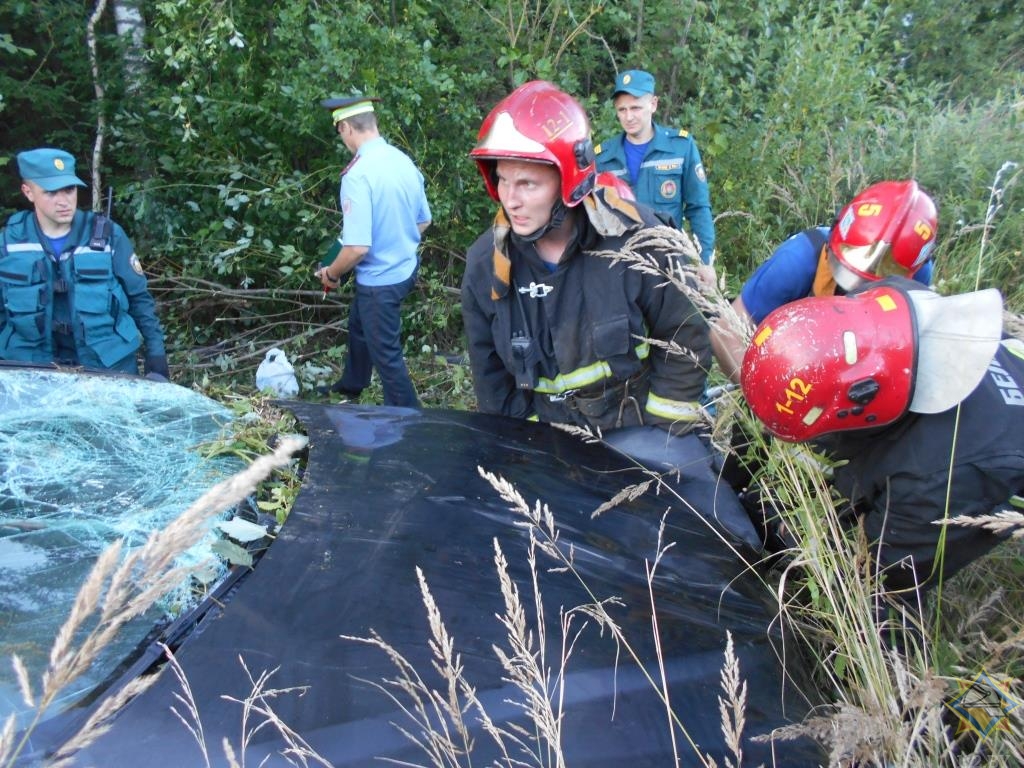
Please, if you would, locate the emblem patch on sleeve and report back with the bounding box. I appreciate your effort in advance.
[130,254,145,275]
[695,163,707,183]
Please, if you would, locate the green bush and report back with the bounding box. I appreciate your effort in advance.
[3,0,1022,364]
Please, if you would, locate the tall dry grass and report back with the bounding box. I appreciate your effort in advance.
[603,189,1024,765]
[164,636,339,768]
[342,466,754,768]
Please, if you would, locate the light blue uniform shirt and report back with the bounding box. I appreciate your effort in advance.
[340,136,431,286]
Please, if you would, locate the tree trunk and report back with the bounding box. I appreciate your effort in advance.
[87,0,110,205]
[86,0,148,205]
[113,0,147,93]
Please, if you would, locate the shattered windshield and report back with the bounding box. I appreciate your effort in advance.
[0,367,244,726]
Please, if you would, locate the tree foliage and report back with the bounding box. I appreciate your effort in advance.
[1,0,1022,378]
[3,6,1024,763]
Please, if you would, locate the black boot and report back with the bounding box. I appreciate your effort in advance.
[315,380,362,399]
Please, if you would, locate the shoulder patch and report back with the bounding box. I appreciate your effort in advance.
[594,143,604,154]
[130,254,145,276]
[678,129,690,138]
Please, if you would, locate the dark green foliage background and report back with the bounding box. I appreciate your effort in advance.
[2,0,1022,393]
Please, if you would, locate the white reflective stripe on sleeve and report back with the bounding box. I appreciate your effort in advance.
[535,359,612,394]
[644,392,703,422]
[535,342,650,395]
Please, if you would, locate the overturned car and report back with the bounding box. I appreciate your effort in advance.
[2,367,823,766]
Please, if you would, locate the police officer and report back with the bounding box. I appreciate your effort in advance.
[315,95,431,408]
[711,180,938,382]
[741,277,1018,599]
[1,148,168,377]
[461,81,760,551]
[595,69,716,264]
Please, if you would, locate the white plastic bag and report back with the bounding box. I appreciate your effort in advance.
[256,348,300,397]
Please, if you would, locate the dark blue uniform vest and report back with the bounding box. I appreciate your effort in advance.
[1,213,141,368]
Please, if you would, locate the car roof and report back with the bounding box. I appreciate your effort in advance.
[20,400,823,766]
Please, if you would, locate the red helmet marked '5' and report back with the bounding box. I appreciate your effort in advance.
[828,180,938,290]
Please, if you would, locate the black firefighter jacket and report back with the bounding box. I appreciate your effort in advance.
[461,184,711,435]
[825,339,1024,594]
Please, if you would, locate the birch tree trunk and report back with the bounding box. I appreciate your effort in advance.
[85,0,148,207]
[86,0,110,206]
[113,0,147,93]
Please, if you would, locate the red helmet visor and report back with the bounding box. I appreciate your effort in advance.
[830,241,910,280]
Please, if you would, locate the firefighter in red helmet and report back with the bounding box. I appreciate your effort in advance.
[741,277,1021,600]
[711,180,939,382]
[461,81,760,550]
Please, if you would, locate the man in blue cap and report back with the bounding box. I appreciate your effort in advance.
[595,69,716,266]
[315,95,431,407]
[0,148,169,377]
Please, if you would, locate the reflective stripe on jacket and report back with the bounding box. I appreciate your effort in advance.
[1,212,143,368]
[461,184,711,434]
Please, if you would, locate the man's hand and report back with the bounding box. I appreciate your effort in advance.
[316,266,341,295]
[145,354,170,381]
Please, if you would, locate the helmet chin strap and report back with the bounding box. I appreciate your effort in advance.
[514,201,568,244]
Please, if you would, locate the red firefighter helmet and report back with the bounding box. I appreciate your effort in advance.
[471,80,596,207]
[740,283,918,442]
[828,180,938,290]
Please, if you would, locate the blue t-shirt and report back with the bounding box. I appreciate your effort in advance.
[340,136,432,287]
[741,227,935,324]
[46,234,69,257]
[622,139,649,186]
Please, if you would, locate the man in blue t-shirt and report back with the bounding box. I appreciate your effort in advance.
[595,69,716,265]
[316,96,432,408]
[711,180,938,381]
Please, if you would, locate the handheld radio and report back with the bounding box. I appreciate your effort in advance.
[89,187,114,250]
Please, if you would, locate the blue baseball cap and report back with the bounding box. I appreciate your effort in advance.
[16,148,87,191]
[613,70,656,98]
